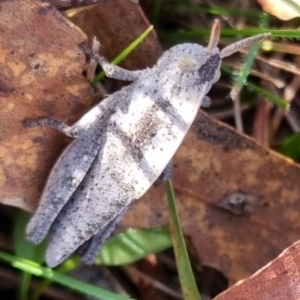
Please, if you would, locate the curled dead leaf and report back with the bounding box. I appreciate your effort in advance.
[214,240,300,300]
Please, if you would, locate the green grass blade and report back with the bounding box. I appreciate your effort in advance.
[19,272,31,300]
[230,14,269,100]
[230,39,262,100]
[152,0,163,27]
[220,28,299,38]
[92,25,154,84]
[221,66,289,110]
[0,250,134,300]
[165,179,201,300]
[161,28,300,42]
[31,257,80,300]
[247,81,289,110]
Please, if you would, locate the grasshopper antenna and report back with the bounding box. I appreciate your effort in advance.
[205,19,221,55]
[220,32,271,58]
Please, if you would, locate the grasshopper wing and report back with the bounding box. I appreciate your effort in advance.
[45,146,135,267]
[26,126,103,244]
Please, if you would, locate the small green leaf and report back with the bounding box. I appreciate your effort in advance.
[13,211,46,263]
[280,132,300,160]
[98,227,172,266]
[14,212,48,300]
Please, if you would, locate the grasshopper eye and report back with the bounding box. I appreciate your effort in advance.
[177,56,198,72]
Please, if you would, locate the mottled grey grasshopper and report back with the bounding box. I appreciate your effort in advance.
[26,20,270,267]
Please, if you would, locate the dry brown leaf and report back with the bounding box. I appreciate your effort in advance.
[0,0,161,212]
[213,240,300,300]
[257,0,300,20]
[0,0,94,210]
[122,110,300,284]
